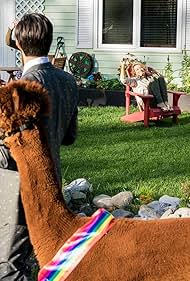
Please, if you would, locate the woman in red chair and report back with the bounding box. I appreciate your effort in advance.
[120,59,172,111]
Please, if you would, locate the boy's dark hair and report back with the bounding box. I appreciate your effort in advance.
[15,13,53,56]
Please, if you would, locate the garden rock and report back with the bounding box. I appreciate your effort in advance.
[146,200,175,216]
[161,208,190,219]
[93,194,114,210]
[138,205,160,219]
[63,178,93,212]
[71,191,87,202]
[111,191,133,209]
[160,209,174,219]
[172,207,190,218]
[77,212,87,217]
[62,178,190,222]
[159,195,180,210]
[79,203,94,216]
[64,178,93,194]
[112,209,134,218]
[63,189,72,205]
[146,201,163,215]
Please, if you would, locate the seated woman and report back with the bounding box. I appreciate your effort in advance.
[120,58,172,112]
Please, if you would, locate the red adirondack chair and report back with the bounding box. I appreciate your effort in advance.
[120,61,185,127]
[121,85,184,127]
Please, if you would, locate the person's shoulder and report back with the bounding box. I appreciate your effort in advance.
[21,72,38,81]
[55,68,77,85]
[55,68,75,80]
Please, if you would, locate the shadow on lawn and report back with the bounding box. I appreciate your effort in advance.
[77,120,190,149]
[135,114,190,128]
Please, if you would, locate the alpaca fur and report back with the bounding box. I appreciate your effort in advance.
[1,80,190,281]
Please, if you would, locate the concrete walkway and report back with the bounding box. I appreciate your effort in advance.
[168,92,190,113]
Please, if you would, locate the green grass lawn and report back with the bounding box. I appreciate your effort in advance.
[60,106,190,200]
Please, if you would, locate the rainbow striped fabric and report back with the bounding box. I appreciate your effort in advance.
[38,208,114,281]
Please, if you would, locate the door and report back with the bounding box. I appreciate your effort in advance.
[0,0,16,80]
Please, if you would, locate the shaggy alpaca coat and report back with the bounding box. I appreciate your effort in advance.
[0,80,190,281]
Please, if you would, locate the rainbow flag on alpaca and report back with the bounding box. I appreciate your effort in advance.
[38,208,115,281]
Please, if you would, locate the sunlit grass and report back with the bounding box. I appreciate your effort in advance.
[61,106,190,200]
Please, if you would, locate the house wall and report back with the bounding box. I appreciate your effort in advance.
[185,0,190,50]
[0,0,16,80]
[44,0,190,80]
[44,0,76,72]
[1,0,189,80]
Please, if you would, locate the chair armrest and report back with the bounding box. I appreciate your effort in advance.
[125,85,153,99]
[167,90,186,107]
[127,90,153,99]
[167,90,187,96]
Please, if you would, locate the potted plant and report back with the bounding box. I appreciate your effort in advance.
[77,73,106,106]
[77,74,127,107]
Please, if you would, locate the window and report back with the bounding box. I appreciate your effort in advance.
[102,0,133,44]
[96,0,183,50]
[141,0,177,47]
[77,0,184,50]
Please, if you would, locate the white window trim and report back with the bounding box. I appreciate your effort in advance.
[93,0,186,53]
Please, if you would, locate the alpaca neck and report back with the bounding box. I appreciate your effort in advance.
[7,128,84,266]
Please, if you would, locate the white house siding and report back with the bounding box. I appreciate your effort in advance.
[1,0,188,79]
[44,0,188,78]
[0,0,16,80]
[44,0,76,71]
[185,0,190,50]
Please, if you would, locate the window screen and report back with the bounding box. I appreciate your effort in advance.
[140,0,177,47]
[102,0,133,44]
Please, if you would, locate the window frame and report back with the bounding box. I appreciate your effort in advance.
[93,0,185,52]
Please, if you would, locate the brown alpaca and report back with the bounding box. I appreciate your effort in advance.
[0,80,190,281]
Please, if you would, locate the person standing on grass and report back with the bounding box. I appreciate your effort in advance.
[0,12,78,280]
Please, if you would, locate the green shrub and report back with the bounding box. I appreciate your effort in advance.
[180,51,190,93]
[163,56,178,90]
[96,78,124,90]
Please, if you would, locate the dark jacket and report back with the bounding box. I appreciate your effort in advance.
[0,62,78,185]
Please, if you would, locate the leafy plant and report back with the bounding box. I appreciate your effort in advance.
[164,56,174,84]
[163,56,178,90]
[180,181,190,206]
[96,78,124,90]
[80,74,124,90]
[179,50,190,93]
[85,80,99,89]
[163,52,190,93]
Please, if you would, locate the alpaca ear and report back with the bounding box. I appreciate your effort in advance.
[12,89,20,112]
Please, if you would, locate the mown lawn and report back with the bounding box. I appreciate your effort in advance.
[60,106,190,200]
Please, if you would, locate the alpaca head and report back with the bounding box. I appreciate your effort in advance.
[0,80,50,137]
